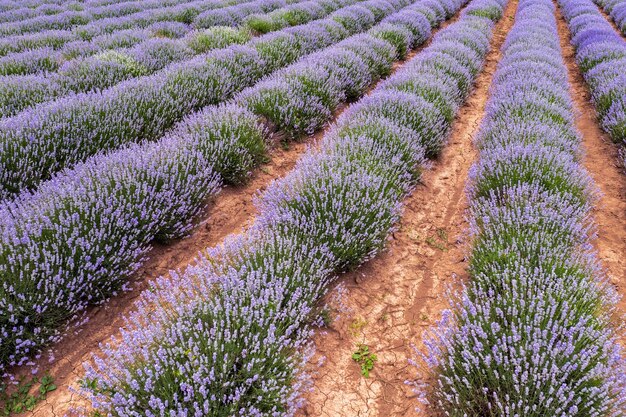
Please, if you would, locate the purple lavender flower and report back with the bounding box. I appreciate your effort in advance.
[78,2,508,415]
[0,0,430,377]
[414,1,626,415]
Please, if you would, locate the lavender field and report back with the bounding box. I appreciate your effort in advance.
[0,0,625,415]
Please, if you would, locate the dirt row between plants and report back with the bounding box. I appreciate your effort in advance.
[17,11,469,417]
[555,3,626,332]
[21,141,309,417]
[298,3,626,417]
[298,1,518,415]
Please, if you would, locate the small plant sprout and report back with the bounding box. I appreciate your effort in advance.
[349,316,368,337]
[0,373,56,415]
[352,344,378,378]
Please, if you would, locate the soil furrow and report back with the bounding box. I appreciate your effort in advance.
[298,1,518,415]
[555,2,626,329]
[18,19,463,417]
[24,141,310,417]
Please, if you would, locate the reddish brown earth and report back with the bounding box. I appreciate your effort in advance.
[8,2,626,416]
[555,4,626,329]
[13,22,463,417]
[297,5,626,417]
[298,1,518,415]
[19,141,309,417]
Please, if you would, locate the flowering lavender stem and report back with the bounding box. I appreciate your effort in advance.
[80,0,504,414]
[415,0,626,414]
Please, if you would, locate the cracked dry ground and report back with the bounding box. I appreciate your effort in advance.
[299,1,626,416]
[9,1,626,416]
[17,26,456,416]
[20,141,311,417]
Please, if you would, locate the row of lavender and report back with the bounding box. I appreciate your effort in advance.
[0,0,201,24]
[0,0,430,377]
[0,0,246,37]
[593,0,626,33]
[0,0,287,70]
[0,0,297,55]
[0,0,409,199]
[559,0,626,170]
[0,0,363,118]
[417,0,626,414]
[80,0,504,414]
[0,0,141,12]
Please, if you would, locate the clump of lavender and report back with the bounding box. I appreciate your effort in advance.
[368,22,413,58]
[82,1,506,414]
[559,0,626,149]
[0,0,449,377]
[147,20,191,39]
[0,0,415,199]
[415,0,626,415]
[244,0,328,33]
[0,47,61,75]
[184,26,252,53]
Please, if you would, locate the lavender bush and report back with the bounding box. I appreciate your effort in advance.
[0,0,409,199]
[80,1,505,414]
[415,0,626,414]
[0,0,435,377]
[0,47,61,75]
[593,0,626,33]
[559,0,626,151]
[243,0,333,33]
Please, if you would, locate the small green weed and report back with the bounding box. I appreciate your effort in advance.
[0,374,56,415]
[352,344,378,378]
[426,227,448,251]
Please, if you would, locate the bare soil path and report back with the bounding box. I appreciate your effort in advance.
[22,141,309,417]
[298,2,518,415]
[16,20,467,417]
[555,3,626,328]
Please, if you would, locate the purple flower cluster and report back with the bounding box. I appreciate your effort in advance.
[0,0,291,82]
[0,30,78,57]
[0,0,225,37]
[416,0,626,415]
[0,0,408,199]
[558,0,626,169]
[0,0,365,118]
[80,1,503,414]
[0,47,62,75]
[593,0,626,33]
[0,0,420,378]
